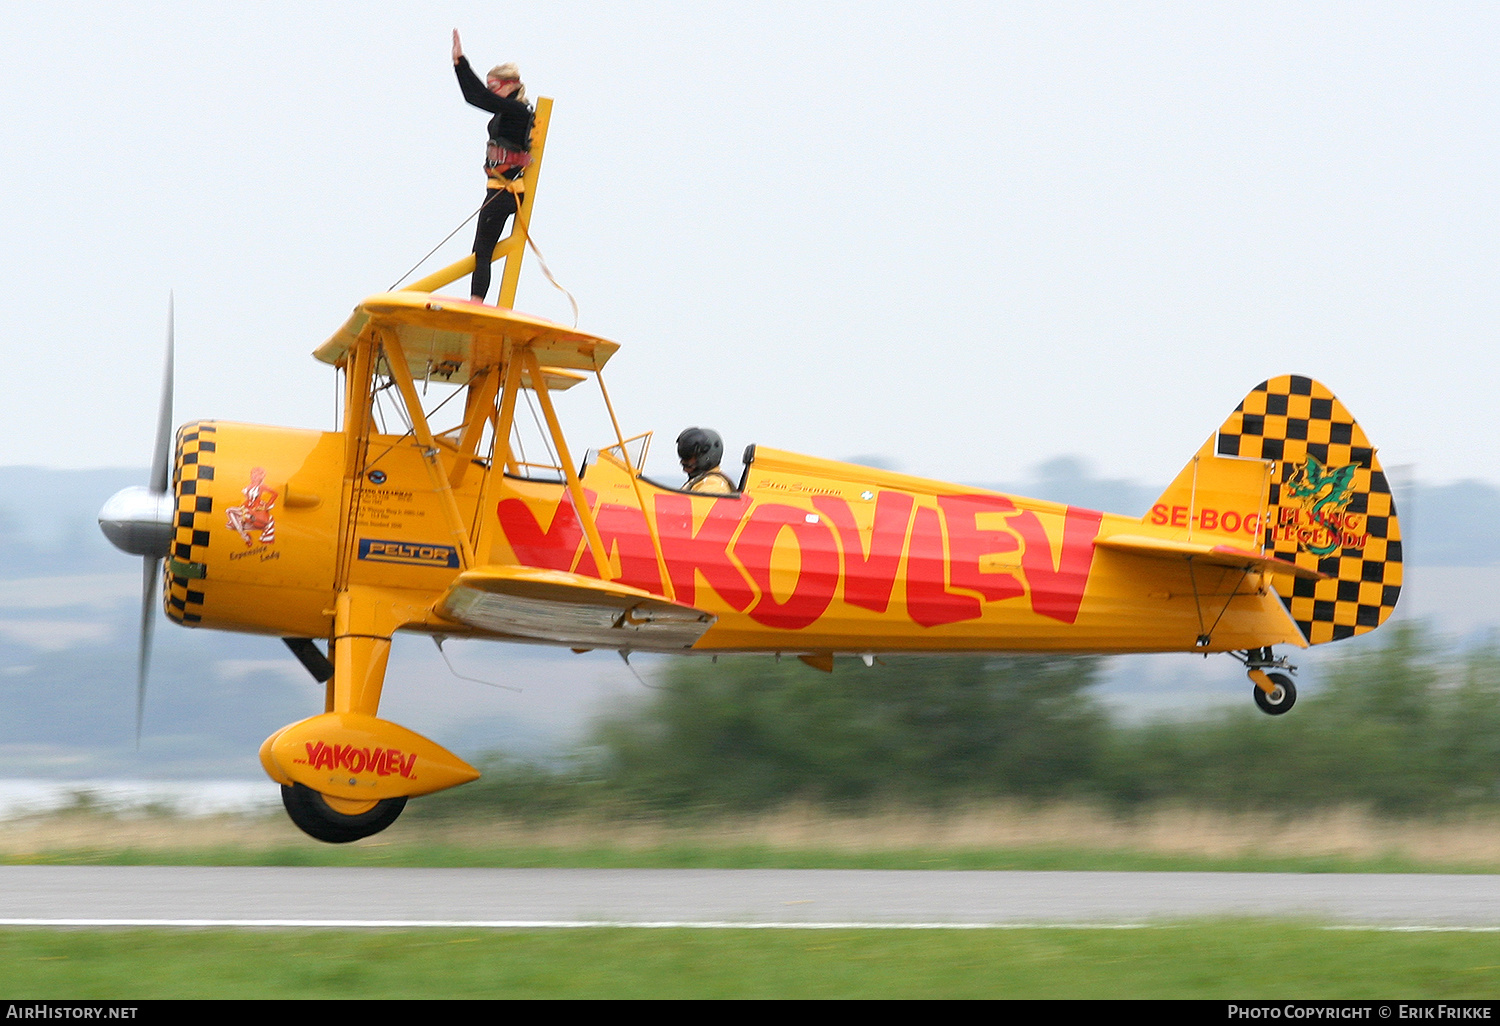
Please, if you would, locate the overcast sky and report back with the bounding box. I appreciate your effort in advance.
[3,1,1496,493]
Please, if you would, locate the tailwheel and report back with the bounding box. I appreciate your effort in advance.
[1252,671,1297,716]
[281,783,407,844]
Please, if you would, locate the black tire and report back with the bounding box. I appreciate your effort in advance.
[1252,672,1297,716]
[281,783,407,844]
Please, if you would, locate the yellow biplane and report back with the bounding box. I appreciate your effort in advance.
[99,99,1402,842]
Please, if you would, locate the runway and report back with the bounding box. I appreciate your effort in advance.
[3,867,1500,929]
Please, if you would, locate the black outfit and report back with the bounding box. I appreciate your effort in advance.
[454,56,534,301]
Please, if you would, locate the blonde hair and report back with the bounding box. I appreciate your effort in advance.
[487,63,527,103]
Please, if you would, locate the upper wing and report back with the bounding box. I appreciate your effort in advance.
[314,292,617,387]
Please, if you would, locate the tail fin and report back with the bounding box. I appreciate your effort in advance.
[1150,375,1403,645]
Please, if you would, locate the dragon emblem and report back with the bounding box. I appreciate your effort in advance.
[1282,456,1358,557]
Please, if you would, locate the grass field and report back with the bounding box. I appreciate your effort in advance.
[7,802,1500,873]
[4,923,1500,999]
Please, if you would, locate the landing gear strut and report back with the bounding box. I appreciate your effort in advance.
[1233,647,1299,716]
[262,587,479,844]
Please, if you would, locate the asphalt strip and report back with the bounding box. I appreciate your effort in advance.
[1,919,1497,932]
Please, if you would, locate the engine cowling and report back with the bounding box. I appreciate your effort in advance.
[163,420,343,637]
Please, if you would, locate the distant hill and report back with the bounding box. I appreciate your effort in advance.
[0,468,143,577]
[979,455,1160,522]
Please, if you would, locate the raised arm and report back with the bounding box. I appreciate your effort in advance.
[452,30,505,113]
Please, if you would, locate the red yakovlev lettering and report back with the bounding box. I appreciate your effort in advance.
[905,505,981,627]
[303,741,417,779]
[812,493,914,614]
[938,495,1025,604]
[734,503,840,629]
[654,494,755,610]
[1006,505,1103,624]
[575,501,664,593]
[496,491,592,571]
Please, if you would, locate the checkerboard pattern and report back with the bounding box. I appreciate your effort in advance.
[1215,376,1402,644]
[165,421,216,626]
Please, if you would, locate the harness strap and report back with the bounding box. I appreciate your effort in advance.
[485,143,534,183]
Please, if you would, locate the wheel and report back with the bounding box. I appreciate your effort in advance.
[1252,672,1297,716]
[281,783,407,843]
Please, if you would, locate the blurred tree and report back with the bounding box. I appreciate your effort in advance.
[586,654,1106,812]
[419,622,1500,820]
[1101,621,1500,816]
[1432,642,1500,806]
[411,754,595,823]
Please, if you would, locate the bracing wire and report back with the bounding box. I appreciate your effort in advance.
[521,388,560,470]
[511,419,528,470]
[386,192,502,292]
[433,636,521,692]
[371,384,389,435]
[386,183,580,327]
[617,651,681,692]
[377,378,410,438]
[418,381,467,435]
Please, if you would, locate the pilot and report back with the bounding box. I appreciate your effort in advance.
[452,29,534,305]
[677,428,736,494]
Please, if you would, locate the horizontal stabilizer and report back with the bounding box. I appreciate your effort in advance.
[1096,534,1330,581]
[436,565,717,649]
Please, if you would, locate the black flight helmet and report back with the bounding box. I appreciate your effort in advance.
[676,427,723,477]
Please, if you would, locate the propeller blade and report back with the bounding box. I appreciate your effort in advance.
[137,554,159,747]
[137,293,174,745]
[149,294,174,496]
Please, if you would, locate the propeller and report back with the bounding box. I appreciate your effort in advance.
[98,294,176,744]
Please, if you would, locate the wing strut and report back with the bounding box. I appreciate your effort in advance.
[518,347,612,581]
[377,328,479,570]
[448,363,502,489]
[595,370,677,602]
[1186,558,1254,648]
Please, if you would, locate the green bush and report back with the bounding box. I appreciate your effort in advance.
[1099,622,1500,815]
[584,654,1106,812]
[431,622,1500,820]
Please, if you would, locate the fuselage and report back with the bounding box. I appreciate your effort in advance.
[163,420,1302,656]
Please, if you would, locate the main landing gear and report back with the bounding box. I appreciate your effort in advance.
[281,784,408,844]
[1233,647,1298,716]
[264,587,479,844]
